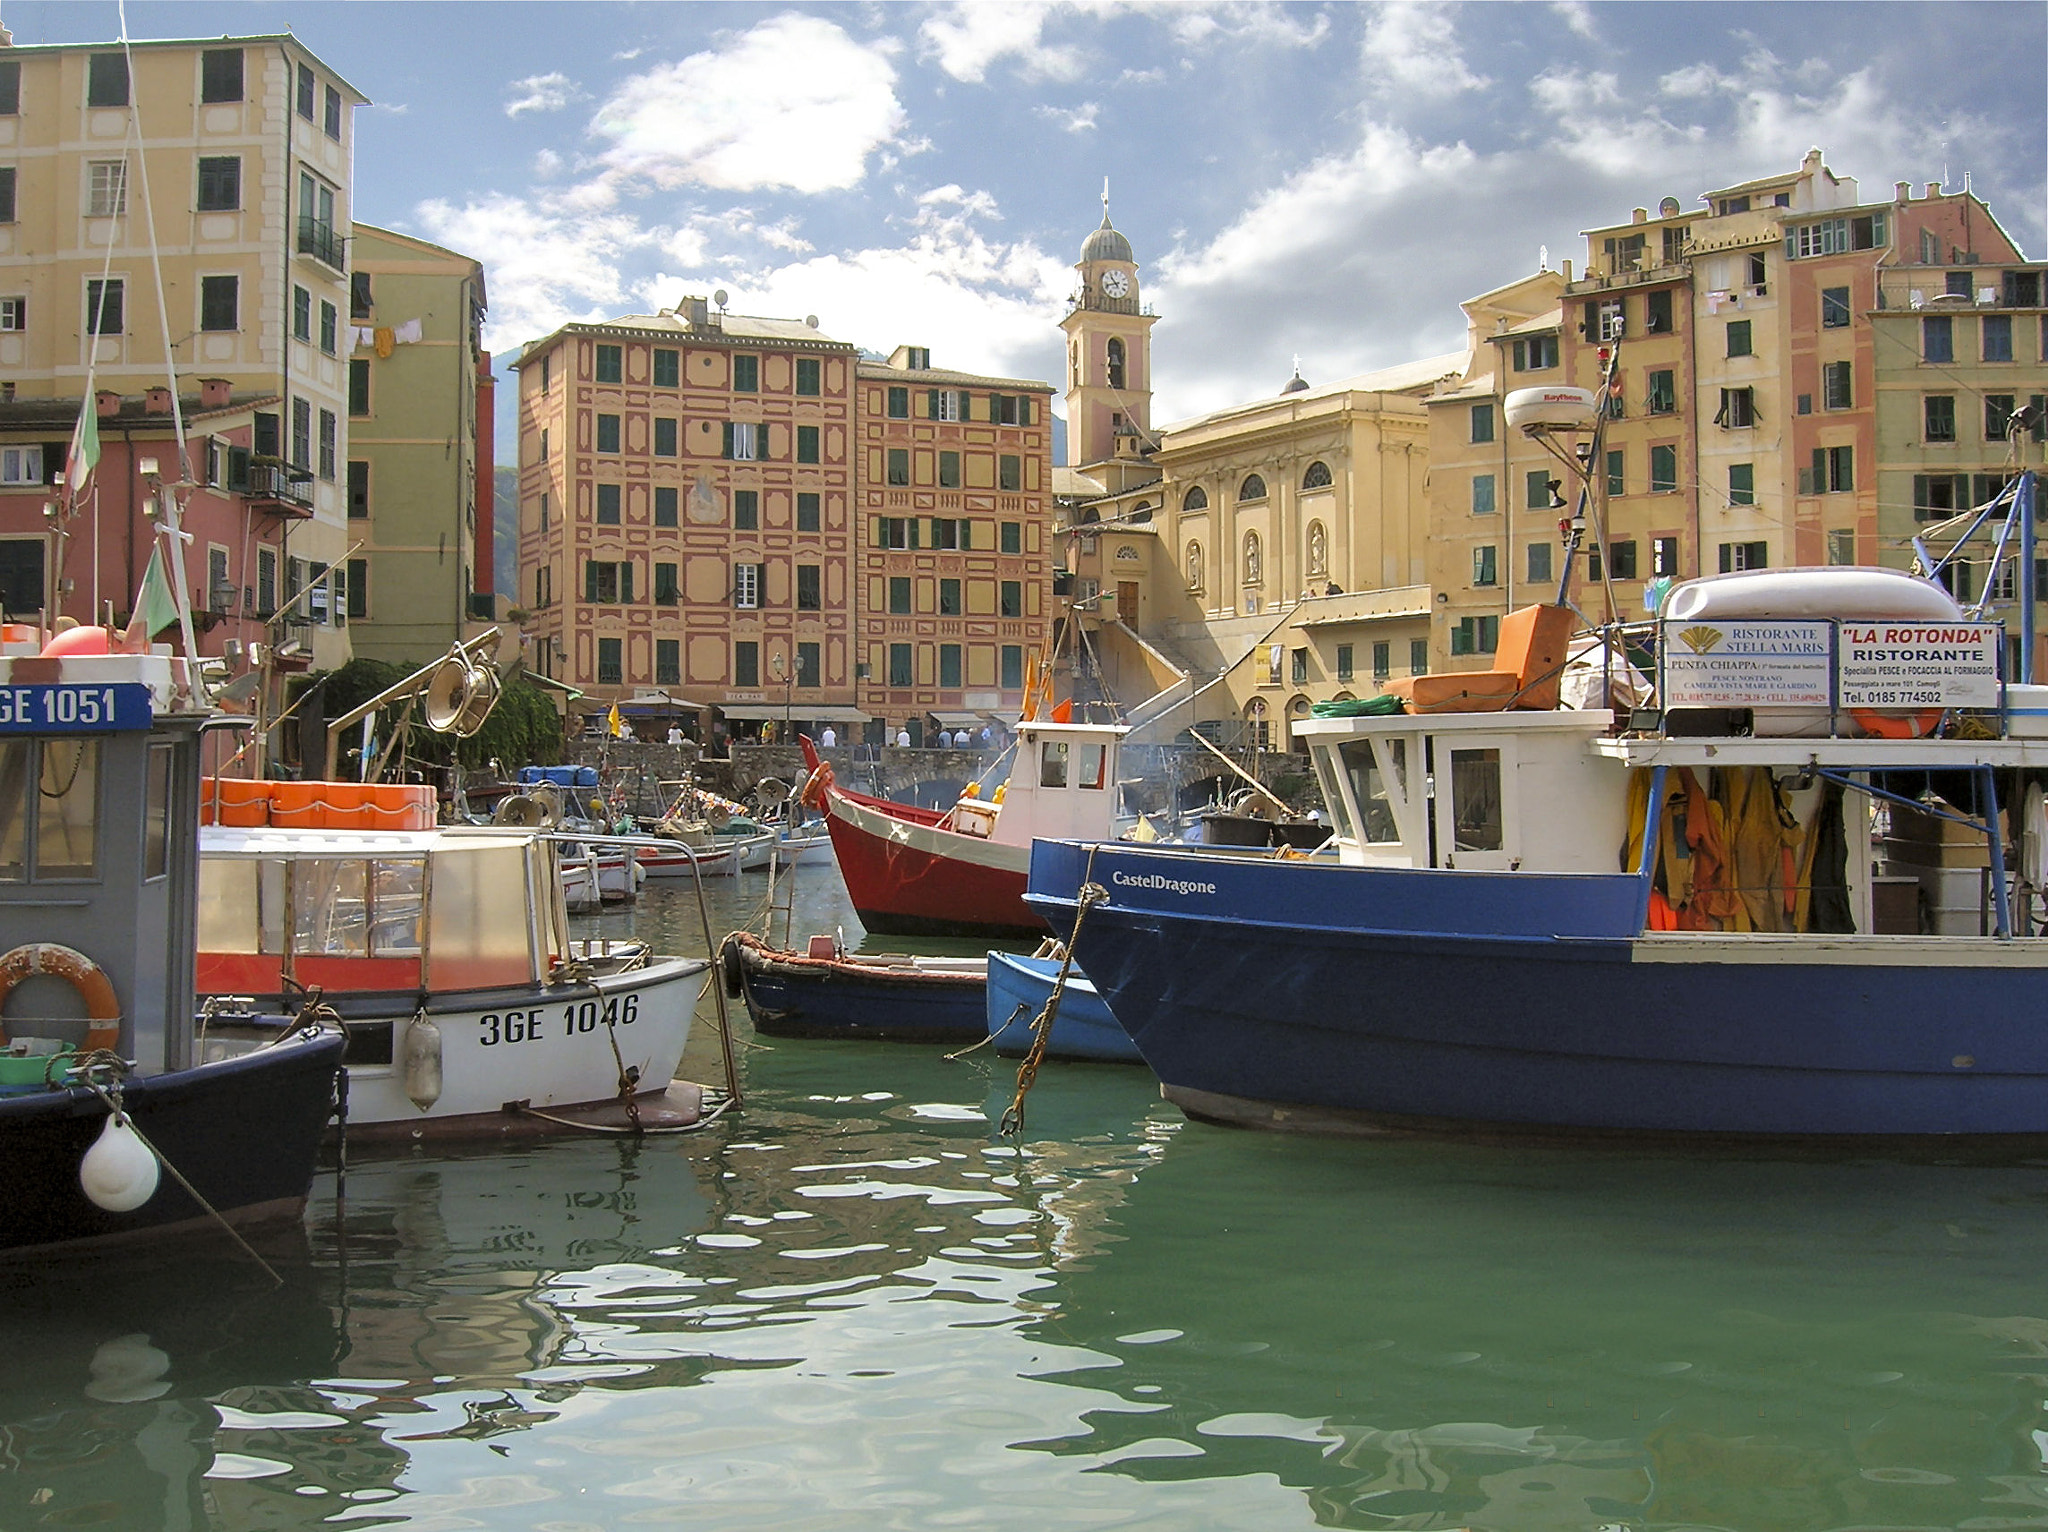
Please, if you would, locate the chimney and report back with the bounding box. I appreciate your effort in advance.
[1561,258,1573,283]
[1895,181,1912,203]
[679,296,709,329]
[95,389,121,417]
[198,377,231,409]
[143,386,172,416]
[1925,182,1942,200]
[1632,207,1647,224]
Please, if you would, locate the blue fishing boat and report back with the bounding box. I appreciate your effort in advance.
[1030,509,2048,1139]
[0,643,344,1254]
[985,950,1141,1063]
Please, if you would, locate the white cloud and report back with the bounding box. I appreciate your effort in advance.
[533,148,564,178]
[1142,42,2019,421]
[1551,0,1599,41]
[1167,3,1329,49]
[411,193,678,352]
[1037,101,1100,134]
[1361,3,1490,99]
[585,15,905,198]
[919,1,1086,84]
[504,71,580,118]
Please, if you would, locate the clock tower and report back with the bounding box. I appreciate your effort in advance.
[1060,192,1157,472]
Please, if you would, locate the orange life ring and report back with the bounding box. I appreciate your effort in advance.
[799,762,835,810]
[0,943,120,1053]
[1851,708,1943,740]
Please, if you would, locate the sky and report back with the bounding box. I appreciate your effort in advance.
[9,1,2047,457]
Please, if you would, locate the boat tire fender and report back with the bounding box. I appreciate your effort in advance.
[1851,707,1943,739]
[0,942,120,1053]
[719,933,749,1000]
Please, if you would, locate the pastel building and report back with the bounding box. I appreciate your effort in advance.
[853,346,1055,744]
[514,298,859,732]
[343,223,493,664]
[0,29,365,668]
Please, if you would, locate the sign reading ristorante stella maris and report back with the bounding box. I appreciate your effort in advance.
[1661,620,1832,707]
[1660,619,2004,709]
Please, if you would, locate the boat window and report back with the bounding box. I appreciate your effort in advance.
[1313,749,1356,842]
[1339,739,1402,844]
[34,738,99,880]
[197,856,260,953]
[429,845,537,988]
[0,738,25,881]
[293,859,368,956]
[370,859,423,955]
[1039,741,1069,788]
[143,742,172,881]
[1075,742,1106,789]
[1449,748,1504,853]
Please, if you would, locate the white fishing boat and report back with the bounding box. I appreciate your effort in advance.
[195,823,709,1135]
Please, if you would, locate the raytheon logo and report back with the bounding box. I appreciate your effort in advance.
[1112,870,1217,896]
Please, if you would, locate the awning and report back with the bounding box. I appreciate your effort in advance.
[716,703,869,723]
[927,710,990,729]
[1293,607,1432,629]
[620,698,710,714]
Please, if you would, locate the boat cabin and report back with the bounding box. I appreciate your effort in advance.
[0,651,207,1072]
[197,826,574,999]
[956,721,1128,847]
[1301,572,2048,942]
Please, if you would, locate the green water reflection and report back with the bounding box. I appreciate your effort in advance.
[0,872,2045,1529]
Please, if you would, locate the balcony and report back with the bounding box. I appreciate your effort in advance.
[296,215,345,271]
[243,461,314,519]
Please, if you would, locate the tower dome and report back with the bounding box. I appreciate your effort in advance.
[1079,211,1133,265]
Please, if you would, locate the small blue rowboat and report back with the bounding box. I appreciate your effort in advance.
[985,950,1142,1064]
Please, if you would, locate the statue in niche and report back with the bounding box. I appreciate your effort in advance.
[1307,522,1327,576]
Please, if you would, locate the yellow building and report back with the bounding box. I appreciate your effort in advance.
[1428,152,2022,673]
[853,346,1054,744]
[0,30,364,667]
[514,298,860,735]
[1055,206,1459,749]
[342,224,492,665]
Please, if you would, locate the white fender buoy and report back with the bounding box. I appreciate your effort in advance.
[80,1112,160,1212]
[402,1014,444,1112]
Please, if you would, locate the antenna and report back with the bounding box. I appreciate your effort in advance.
[1101,177,1110,217]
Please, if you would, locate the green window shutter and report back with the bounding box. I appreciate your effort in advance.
[958,520,970,550]
[721,422,733,458]
[908,519,920,549]
[584,562,598,602]
[928,389,941,419]
[620,564,634,603]
[755,423,769,458]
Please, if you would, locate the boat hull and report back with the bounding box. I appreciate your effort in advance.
[985,950,1142,1063]
[205,957,706,1133]
[816,789,1044,938]
[1028,839,2048,1141]
[0,1028,343,1256]
[725,934,987,1041]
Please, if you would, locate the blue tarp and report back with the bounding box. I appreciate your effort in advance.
[519,765,599,788]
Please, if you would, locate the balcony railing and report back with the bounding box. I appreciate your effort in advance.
[296,215,345,271]
[243,461,314,518]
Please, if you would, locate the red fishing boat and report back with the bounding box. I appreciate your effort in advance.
[798,717,1130,939]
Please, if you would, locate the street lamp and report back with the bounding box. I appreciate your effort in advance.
[771,651,792,744]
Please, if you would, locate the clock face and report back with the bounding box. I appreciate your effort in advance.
[1101,270,1130,299]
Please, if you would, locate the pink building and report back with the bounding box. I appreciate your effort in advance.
[0,380,344,665]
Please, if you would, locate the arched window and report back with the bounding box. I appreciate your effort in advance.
[1302,460,1333,490]
[1182,485,1208,512]
[1186,541,1204,590]
[1306,520,1328,576]
[1069,343,1080,389]
[1239,473,1267,501]
[1080,506,1100,525]
[1129,501,1153,523]
[1107,338,1126,390]
[1243,531,1263,585]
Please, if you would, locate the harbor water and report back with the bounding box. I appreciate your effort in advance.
[8,867,2048,1529]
